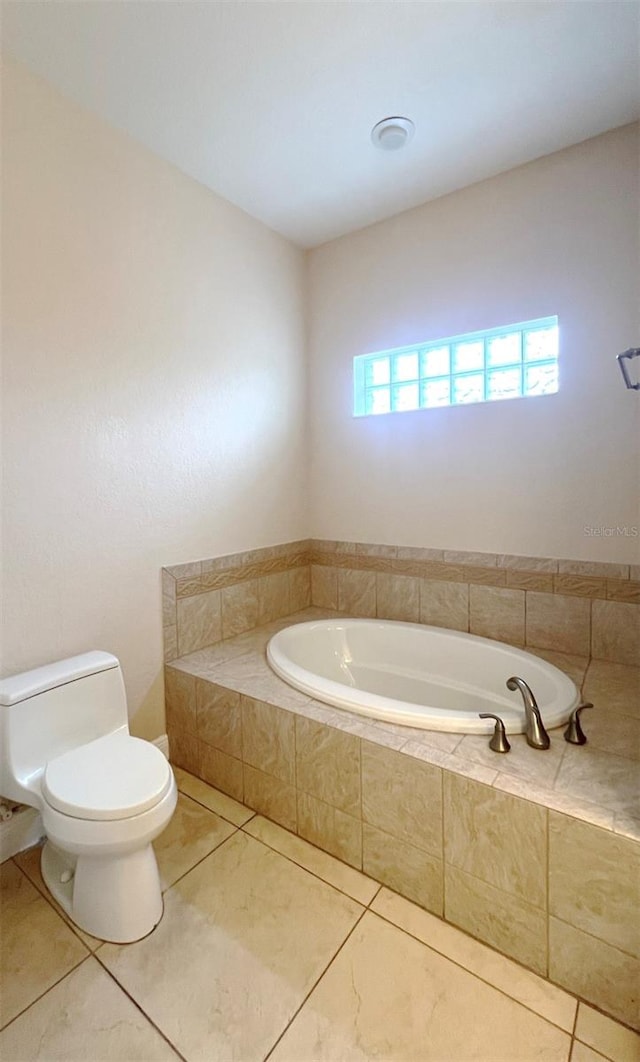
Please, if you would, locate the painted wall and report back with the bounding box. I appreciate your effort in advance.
[1,59,308,738]
[307,125,640,563]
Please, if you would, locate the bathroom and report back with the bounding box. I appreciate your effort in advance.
[1,1,639,1059]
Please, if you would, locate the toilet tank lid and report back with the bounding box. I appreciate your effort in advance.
[0,651,120,706]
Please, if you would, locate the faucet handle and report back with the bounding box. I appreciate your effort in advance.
[564,702,593,745]
[479,713,511,754]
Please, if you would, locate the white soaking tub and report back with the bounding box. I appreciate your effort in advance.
[267,619,580,734]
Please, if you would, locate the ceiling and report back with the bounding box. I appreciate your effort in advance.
[3,1,639,248]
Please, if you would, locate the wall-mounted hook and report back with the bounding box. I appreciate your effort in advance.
[617,348,640,391]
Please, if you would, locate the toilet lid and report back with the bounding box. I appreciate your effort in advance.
[42,731,173,821]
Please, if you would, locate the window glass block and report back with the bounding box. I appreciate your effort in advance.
[524,327,558,362]
[487,367,522,401]
[421,378,450,407]
[487,333,521,367]
[421,346,450,377]
[453,341,484,373]
[365,357,390,387]
[525,362,558,395]
[453,373,484,404]
[392,383,420,411]
[392,352,419,382]
[365,388,391,415]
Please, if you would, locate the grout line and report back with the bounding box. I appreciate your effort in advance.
[93,951,188,1062]
[0,953,91,1034]
[262,905,369,1062]
[240,816,377,908]
[175,779,255,829]
[160,826,240,895]
[366,902,577,1037]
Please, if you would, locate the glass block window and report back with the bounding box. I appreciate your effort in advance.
[353,317,559,417]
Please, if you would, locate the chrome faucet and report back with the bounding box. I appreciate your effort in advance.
[506,676,550,749]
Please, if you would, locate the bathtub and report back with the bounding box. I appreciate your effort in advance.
[267,619,580,734]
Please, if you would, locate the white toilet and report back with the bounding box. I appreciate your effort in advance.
[0,651,177,943]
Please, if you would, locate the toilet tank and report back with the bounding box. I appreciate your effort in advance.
[0,651,129,797]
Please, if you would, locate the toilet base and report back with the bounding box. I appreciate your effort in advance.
[41,839,164,943]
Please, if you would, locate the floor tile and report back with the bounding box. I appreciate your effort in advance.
[154,791,236,889]
[575,1002,640,1061]
[0,958,178,1060]
[571,1042,612,1062]
[99,831,363,1061]
[269,911,571,1061]
[173,765,254,825]
[372,887,576,1032]
[0,861,88,1028]
[13,845,101,951]
[244,815,379,905]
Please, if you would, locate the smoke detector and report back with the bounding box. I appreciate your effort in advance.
[371,116,415,151]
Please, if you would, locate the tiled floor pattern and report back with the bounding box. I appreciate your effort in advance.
[1,768,638,1062]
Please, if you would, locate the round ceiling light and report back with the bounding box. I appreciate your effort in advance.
[371,116,415,151]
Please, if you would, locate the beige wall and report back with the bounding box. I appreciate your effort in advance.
[0,59,308,738]
[307,124,640,563]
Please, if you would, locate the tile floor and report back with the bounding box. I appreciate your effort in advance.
[1,767,638,1062]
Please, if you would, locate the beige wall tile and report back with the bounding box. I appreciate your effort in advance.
[444,865,547,975]
[297,791,362,869]
[361,742,442,857]
[592,600,640,667]
[549,917,640,1030]
[241,696,295,783]
[469,585,525,644]
[243,764,297,831]
[583,660,640,719]
[165,667,197,734]
[362,823,443,915]
[553,574,606,599]
[200,743,243,802]
[375,573,420,623]
[526,592,591,656]
[177,590,222,656]
[257,571,291,625]
[419,579,469,631]
[607,579,640,604]
[337,568,376,617]
[575,1002,640,1061]
[196,679,241,758]
[444,550,497,568]
[558,560,630,579]
[289,567,311,612]
[168,731,201,775]
[311,564,338,609]
[505,570,554,593]
[221,580,258,639]
[497,555,558,573]
[163,624,178,662]
[444,773,547,908]
[549,813,640,957]
[553,744,638,819]
[295,717,361,815]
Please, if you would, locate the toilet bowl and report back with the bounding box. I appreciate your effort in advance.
[0,652,177,943]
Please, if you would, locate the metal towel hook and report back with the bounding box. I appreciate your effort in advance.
[617,348,640,391]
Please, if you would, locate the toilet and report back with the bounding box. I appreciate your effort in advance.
[0,651,177,943]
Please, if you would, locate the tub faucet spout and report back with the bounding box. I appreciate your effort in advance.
[506,676,550,749]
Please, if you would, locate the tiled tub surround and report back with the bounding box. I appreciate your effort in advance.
[163,538,640,667]
[165,609,640,1031]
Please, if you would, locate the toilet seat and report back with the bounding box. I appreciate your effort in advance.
[42,731,172,821]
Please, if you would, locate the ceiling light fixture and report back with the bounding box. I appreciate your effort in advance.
[371,116,415,151]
